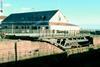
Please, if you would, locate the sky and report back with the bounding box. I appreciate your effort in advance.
[1,0,100,30]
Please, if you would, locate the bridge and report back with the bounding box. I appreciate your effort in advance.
[0,34,99,64]
[3,32,92,51]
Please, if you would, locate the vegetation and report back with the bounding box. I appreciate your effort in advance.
[0,32,6,39]
[80,30,100,35]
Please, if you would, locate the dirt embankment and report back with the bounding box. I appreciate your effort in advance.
[0,39,63,63]
[93,35,100,46]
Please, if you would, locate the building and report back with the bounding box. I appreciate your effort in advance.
[1,10,80,35]
[0,12,6,29]
[0,16,6,23]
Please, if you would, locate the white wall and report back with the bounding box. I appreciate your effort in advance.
[0,19,3,24]
[49,10,68,23]
[50,25,80,31]
[50,25,80,34]
[0,12,3,16]
[49,10,80,34]
[0,12,4,24]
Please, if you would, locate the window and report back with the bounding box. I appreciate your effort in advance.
[27,26,29,29]
[68,38,72,40]
[73,38,76,40]
[45,26,49,29]
[31,26,37,29]
[64,31,68,34]
[21,17,25,20]
[28,17,33,20]
[15,26,18,29]
[59,17,61,21]
[5,26,7,28]
[41,16,46,20]
[22,26,24,29]
[31,26,34,29]
[38,26,40,29]
[58,16,61,21]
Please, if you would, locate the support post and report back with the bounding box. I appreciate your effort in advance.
[15,42,17,62]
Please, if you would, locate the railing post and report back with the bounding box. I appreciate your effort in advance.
[14,41,17,62]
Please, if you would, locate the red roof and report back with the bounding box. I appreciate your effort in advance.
[0,16,6,20]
